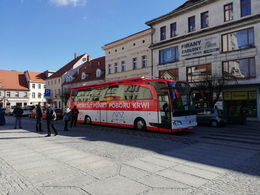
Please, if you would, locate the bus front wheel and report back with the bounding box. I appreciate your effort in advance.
[85,116,92,124]
[134,118,146,131]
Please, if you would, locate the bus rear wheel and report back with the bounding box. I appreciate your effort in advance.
[85,116,92,124]
[134,118,146,131]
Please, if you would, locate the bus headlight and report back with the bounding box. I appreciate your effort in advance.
[173,120,182,126]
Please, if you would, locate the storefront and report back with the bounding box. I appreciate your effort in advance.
[223,91,257,123]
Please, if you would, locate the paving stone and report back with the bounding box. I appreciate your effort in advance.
[124,159,165,173]
[172,164,221,180]
[143,188,193,195]
[120,165,149,180]
[157,169,209,187]
[84,176,149,195]
[137,174,190,188]
[87,164,119,179]
[139,155,179,168]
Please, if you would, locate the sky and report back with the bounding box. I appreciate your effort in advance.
[0,0,187,72]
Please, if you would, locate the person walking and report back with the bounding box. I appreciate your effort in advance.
[45,104,58,137]
[70,106,79,127]
[35,103,43,132]
[63,106,71,131]
[0,105,5,126]
[13,105,23,129]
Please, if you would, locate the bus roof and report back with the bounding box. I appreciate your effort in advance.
[72,76,187,90]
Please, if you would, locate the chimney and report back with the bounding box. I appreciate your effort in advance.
[74,53,78,59]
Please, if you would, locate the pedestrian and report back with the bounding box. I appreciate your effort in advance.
[0,105,6,126]
[13,105,23,129]
[70,105,79,127]
[45,103,58,137]
[63,106,71,131]
[35,103,43,132]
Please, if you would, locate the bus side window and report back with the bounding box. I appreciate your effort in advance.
[134,87,152,100]
[124,85,134,100]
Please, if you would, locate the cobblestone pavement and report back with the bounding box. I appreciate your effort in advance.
[0,116,259,195]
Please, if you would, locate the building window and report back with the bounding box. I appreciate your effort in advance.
[160,26,166,40]
[114,63,118,73]
[108,64,112,74]
[170,23,177,37]
[32,92,35,98]
[201,11,209,29]
[224,3,233,22]
[121,61,126,72]
[159,46,179,64]
[96,69,102,78]
[44,85,46,89]
[15,92,19,97]
[142,55,147,68]
[223,58,256,79]
[38,93,42,98]
[58,89,61,95]
[132,58,137,70]
[24,92,27,98]
[222,28,254,52]
[6,91,10,97]
[81,72,86,80]
[32,84,35,89]
[38,84,41,89]
[188,16,196,32]
[187,64,212,82]
[241,0,251,17]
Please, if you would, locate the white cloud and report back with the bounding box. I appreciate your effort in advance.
[49,0,87,7]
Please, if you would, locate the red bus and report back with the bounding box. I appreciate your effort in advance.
[70,76,197,133]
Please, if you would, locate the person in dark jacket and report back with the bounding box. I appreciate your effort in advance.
[63,106,71,131]
[0,106,5,126]
[13,105,23,129]
[70,106,79,127]
[45,103,58,137]
[35,103,43,132]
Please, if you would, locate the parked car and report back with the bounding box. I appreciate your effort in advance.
[43,108,63,120]
[196,108,226,127]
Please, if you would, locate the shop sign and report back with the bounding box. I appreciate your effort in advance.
[180,36,219,59]
[224,91,256,100]
[232,92,248,100]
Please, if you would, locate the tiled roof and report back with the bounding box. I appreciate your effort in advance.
[48,54,85,79]
[63,56,105,85]
[0,70,29,91]
[27,71,47,82]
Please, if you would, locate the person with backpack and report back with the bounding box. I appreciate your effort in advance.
[13,105,23,129]
[70,106,79,127]
[35,103,43,132]
[63,106,71,131]
[45,103,58,137]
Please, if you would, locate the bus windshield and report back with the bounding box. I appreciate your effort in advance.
[169,82,195,116]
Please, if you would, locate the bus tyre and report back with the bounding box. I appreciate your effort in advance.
[134,118,146,131]
[85,116,91,124]
[210,120,218,127]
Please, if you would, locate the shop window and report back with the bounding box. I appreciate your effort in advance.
[187,64,212,82]
[159,46,179,64]
[241,0,251,17]
[222,28,254,52]
[223,58,256,79]
[224,3,233,22]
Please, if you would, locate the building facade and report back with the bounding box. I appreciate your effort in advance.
[46,54,92,108]
[146,0,260,121]
[24,71,47,106]
[103,29,152,81]
[0,70,29,112]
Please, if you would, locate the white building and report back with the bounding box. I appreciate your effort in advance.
[24,71,47,106]
[146,0,260,121]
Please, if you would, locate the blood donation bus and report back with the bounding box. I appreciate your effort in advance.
[70,76,197,133]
